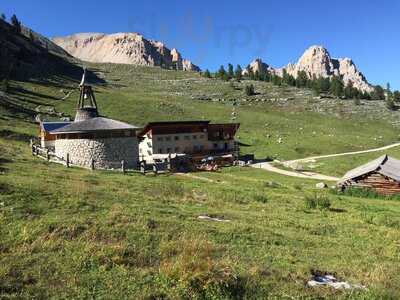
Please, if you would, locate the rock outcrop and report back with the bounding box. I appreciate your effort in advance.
[52,33,200,72]
[244,45,373,92]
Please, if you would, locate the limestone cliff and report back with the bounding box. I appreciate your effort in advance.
[52,33,200,72]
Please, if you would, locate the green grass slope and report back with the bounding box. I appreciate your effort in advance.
[1,63,400,298]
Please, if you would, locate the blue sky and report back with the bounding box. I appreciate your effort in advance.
[2,0,399,89]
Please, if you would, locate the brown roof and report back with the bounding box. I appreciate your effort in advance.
[139,120,211,136]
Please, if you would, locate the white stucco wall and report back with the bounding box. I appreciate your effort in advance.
[139,132,208,161]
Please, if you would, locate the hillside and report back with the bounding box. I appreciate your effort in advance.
[1,62,400,298]
[0,19,101,82]
[52,33,200,71]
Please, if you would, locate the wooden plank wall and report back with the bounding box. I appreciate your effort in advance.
[346,172,400,195]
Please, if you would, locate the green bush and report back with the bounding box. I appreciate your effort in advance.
[244,84,255,96]
[304,194,331,210]
[254,193,268,203]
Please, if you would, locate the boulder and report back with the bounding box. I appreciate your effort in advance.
[316,182,328,189]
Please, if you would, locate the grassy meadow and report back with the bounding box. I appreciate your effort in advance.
[1,64,400,299]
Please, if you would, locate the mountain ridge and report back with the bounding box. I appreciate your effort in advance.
[52,32,201,72]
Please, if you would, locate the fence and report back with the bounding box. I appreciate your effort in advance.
[30,140,171,175]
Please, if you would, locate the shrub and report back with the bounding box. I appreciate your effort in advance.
[386,98,396,111]
[254,193,268,203]
[244,84,255,96]
[304,194,331,210]
[1,79,9,92]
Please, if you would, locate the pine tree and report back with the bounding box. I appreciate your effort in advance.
[29,30,34,41]
[10,14,21,34]
[227,63,234,79]
[234,65,242,82]
[330,76,344,97]
[203,69,211,78]
[282,69,296,86]
[248,69,255,80]
[245,84,255,96]
[393,91,400,102]
[217,65,226,80]
[296,71,309,88]
[271,75,282,86]
[344,81,359,99]
[372,85,385,100]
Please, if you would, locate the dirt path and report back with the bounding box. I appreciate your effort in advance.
[252,162,340,181]
[252,142,400,181]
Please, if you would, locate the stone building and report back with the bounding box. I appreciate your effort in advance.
[49,70,140,169]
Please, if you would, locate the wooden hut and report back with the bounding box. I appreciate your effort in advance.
[39,121,71,148]
[338,155,400,195]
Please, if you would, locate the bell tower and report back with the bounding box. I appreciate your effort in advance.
[74,68,99,122]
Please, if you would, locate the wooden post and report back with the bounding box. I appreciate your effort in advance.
[91,159,95,171]
[46,149,50,161]
[121,160,126,174]
[167,154,172,171]
[66,153,70,168]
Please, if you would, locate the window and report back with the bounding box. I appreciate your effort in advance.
[200,134,205,139]
[157,137,163,142]
[175,147,180,152]
[167,148,172,153]
[193,135,197,140]
[174,136,180,141]
[158,148,163,153]
[166,136,171,141]
[184,135,190,140]
[213,143,218,149]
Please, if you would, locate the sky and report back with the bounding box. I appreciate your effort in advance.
[2,0,399,89]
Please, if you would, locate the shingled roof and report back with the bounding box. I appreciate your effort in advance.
[338,155,400,184]
[40,121,71,132]
[50,117,139,134]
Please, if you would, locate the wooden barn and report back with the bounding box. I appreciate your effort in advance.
[338,155,400,195]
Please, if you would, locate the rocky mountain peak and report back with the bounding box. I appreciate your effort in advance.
[52,32,200,72]
[245,45,373,92]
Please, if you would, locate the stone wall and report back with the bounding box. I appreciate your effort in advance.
[55,137,139,169]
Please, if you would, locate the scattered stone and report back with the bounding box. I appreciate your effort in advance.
[315,182,328,189]
[198,215,230,222]
[307,274,366,290]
